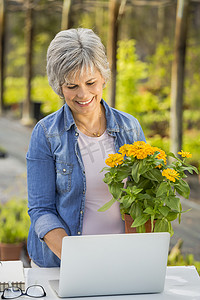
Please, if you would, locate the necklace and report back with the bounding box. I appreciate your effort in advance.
[76,108,103,137]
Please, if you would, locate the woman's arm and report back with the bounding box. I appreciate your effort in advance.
[43,228,68,259]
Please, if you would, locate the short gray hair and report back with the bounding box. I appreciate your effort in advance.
[46,28,111,97]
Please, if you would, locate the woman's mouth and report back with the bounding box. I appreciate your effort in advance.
[76,97,94,106]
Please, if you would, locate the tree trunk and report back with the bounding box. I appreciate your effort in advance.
[157,4,165,42]
[170,0,190,154]
[0,0,5,115]
[61,0,72,30]
[22,0,34,125]
[107,0,121,108]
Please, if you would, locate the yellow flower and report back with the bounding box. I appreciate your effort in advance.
[105,153,124,167]
[151,146,167,167]
[178,150,192,158]
[127,141,153,159]
[162,168,180,182]
[119,144,131,156]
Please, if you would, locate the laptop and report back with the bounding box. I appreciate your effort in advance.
[49,232,170,298]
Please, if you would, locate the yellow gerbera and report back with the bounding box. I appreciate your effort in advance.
[178,150,192,158]
[119,144,131,156]
[105,153,124,167]
[127,141,153,159]
[162,168,180,182]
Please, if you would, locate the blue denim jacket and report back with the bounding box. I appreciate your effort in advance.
[26,100,146,267]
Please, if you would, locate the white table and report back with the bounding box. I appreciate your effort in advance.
[25,266,200,300]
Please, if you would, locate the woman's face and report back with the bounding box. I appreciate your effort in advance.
[61,68,105,116]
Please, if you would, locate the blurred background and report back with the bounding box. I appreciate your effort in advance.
[0,0,200,269]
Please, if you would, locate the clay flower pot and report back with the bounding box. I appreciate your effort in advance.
[124,214,155,234]
[0,242,23,261]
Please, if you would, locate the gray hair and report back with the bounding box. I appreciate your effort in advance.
[46,28,111,98]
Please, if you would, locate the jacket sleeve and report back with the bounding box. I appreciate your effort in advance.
[26,122,65,240]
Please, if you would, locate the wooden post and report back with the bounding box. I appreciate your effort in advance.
[61,0,72,30]
[157,3,165,42]
[0,0,5,115]
[107,0,121,108]
[170,0,190,154]
[22,0,34,125]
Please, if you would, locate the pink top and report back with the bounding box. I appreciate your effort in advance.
[77,129,124,235]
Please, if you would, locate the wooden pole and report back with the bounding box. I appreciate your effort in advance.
[107,0,123,108]
[61,0,72,30]
[0,0,5,115]
[170,0,190,154]
[22,0,34,125]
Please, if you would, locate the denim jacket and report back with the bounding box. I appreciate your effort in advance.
[26,100,146,267]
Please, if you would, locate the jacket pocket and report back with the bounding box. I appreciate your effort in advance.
[55,162,73,194]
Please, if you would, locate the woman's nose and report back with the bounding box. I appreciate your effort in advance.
[76,86,90,99]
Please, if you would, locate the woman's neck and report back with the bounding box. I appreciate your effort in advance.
[73,104,106,137]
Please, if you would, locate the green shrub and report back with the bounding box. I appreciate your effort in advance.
[0,198,30,244]
[4,75,63,115]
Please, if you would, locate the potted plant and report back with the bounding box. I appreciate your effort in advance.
[0,198,30,260]
[98,141,198,236]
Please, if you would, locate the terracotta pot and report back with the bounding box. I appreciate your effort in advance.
[124,214,155,233]
[0,242,23,261]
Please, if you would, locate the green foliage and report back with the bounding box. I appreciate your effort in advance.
[116,39,157,115]
[31,76,64,114]
[6,31,25,77]
[168,251,200,276]
[0,198,30,244]
[4,76,63,115]
[4,77,26,104]
[114,38,200,169]
[146,38,173,90]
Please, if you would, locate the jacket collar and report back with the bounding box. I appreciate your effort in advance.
[63,99,119,132]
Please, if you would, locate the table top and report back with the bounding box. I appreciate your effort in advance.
[25,266,200,300]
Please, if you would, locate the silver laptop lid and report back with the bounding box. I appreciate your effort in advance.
[59,232,170,297]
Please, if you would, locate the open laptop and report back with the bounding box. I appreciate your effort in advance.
[49,232,170,298]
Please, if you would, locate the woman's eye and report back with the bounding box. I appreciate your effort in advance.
[87,82,95,86]
[67,85,77,89]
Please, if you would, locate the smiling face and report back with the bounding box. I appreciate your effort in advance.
[61,67,105,118]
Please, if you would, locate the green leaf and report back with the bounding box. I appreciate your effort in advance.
[143,169,163,182]
[143,207,154,215]
[154,218,169,232]
[174,179,190,199]
[165,196,180,211]
[158,206,170,217]
[100,167,111,173]
[156,182,169,197]
[120,195,136,209]
[98,198,116,212]
[103,172,114,185]
[108,182,123,199]
[131,161,141,183]
[166,211,178,221]
[131,215,149,228]
[167,152,179,160]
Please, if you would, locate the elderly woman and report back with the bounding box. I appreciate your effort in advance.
[27,28,146,267]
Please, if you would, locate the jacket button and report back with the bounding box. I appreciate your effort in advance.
[77,231,81,235]
[83,190,85,194]
[63,168,66,173]
[80,210,83,215]
[75,132,79,136]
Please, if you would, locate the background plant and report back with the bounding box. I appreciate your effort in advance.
[0,198,30,244]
